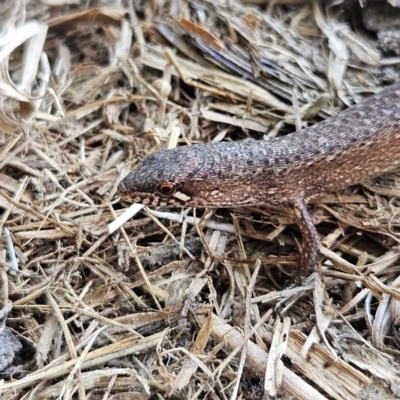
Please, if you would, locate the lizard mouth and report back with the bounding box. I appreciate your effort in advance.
[118,187,187,207]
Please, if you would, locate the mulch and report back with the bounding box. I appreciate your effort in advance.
[1,0,400,399]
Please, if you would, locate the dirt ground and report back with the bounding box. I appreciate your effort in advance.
[1,0,400,399]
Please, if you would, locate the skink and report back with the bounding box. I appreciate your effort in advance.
[118,81,400,279]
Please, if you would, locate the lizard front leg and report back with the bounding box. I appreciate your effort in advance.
[292,197,320,281]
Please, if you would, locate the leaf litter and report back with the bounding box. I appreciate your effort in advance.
[1,0,400,399]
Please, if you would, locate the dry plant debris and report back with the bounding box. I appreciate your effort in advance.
[1,0,400,399]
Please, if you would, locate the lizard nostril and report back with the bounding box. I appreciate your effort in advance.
[118,180,127,194]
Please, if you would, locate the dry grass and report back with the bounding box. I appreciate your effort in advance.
[1,0,400,399]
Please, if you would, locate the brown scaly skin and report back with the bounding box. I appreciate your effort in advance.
[118,81,400,280]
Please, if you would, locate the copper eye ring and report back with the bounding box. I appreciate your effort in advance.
[157,183,176,196]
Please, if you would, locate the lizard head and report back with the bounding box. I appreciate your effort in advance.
[118,143,263,207]
[117,147,197,206]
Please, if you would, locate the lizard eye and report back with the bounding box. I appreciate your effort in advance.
[157,183,176,196]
